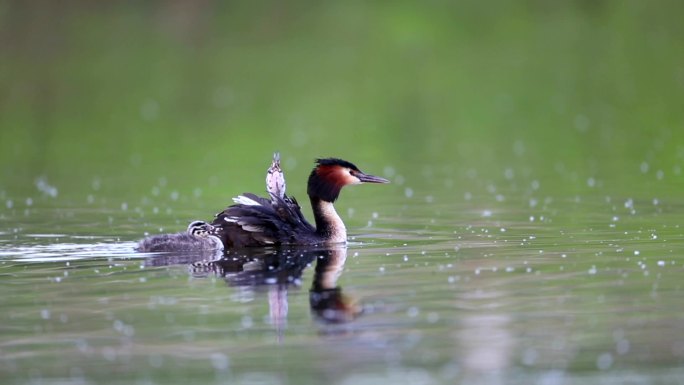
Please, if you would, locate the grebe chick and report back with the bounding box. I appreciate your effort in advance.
[211,154,389,248]
[136,220,224,252]
[266,152,286,201]
[187,220,215,238]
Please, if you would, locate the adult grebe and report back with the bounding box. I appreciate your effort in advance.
[211,154,389,248]
[136,220,224,252]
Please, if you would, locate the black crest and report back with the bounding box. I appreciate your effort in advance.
[315,158,359,171]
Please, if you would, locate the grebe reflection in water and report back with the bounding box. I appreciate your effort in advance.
[191,245,360,328]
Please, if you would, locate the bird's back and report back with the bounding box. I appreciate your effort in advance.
[212,193,317,247]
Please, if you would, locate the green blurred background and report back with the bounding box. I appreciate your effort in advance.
[2,3,684,382]
[1,0,683,207]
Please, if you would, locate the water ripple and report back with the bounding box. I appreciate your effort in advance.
[0,239,139,262]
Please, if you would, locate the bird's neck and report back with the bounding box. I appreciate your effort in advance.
[310,197,347,244]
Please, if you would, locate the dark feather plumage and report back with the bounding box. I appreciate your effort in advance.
[212,193,316,248]
[315,158,359,170]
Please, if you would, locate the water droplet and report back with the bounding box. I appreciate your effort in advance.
[640,162,649,173]
[596,353,613,370]
[587,177,596,187]
[382,166,396,178]
[404,187,414,198]
[35,176,58,197]
[148,354,164,368]
[210,353,230,371]
[241,316,253,329]
[616,339,630,355]
[140,99,159,121]
[512,140,526,156]
[522,348,538,366]
[102,347,117,362]
[574,114,590,132]
[406,307,420,317]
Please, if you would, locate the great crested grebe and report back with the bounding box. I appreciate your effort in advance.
[136,220,224,252]
[211,153,389,248]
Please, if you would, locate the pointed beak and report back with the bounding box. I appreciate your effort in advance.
[356,172,390,184]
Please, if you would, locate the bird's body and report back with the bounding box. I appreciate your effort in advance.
[211,155,388,248]
[136,220,224,253]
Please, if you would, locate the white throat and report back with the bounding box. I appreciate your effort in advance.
[318,201,347,244]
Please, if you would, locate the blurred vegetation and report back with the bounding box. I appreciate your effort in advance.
[1,0,683,204]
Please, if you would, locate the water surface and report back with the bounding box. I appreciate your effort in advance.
[2,181,683,384]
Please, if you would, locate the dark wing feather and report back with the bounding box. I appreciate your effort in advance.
[211,193,316,248]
